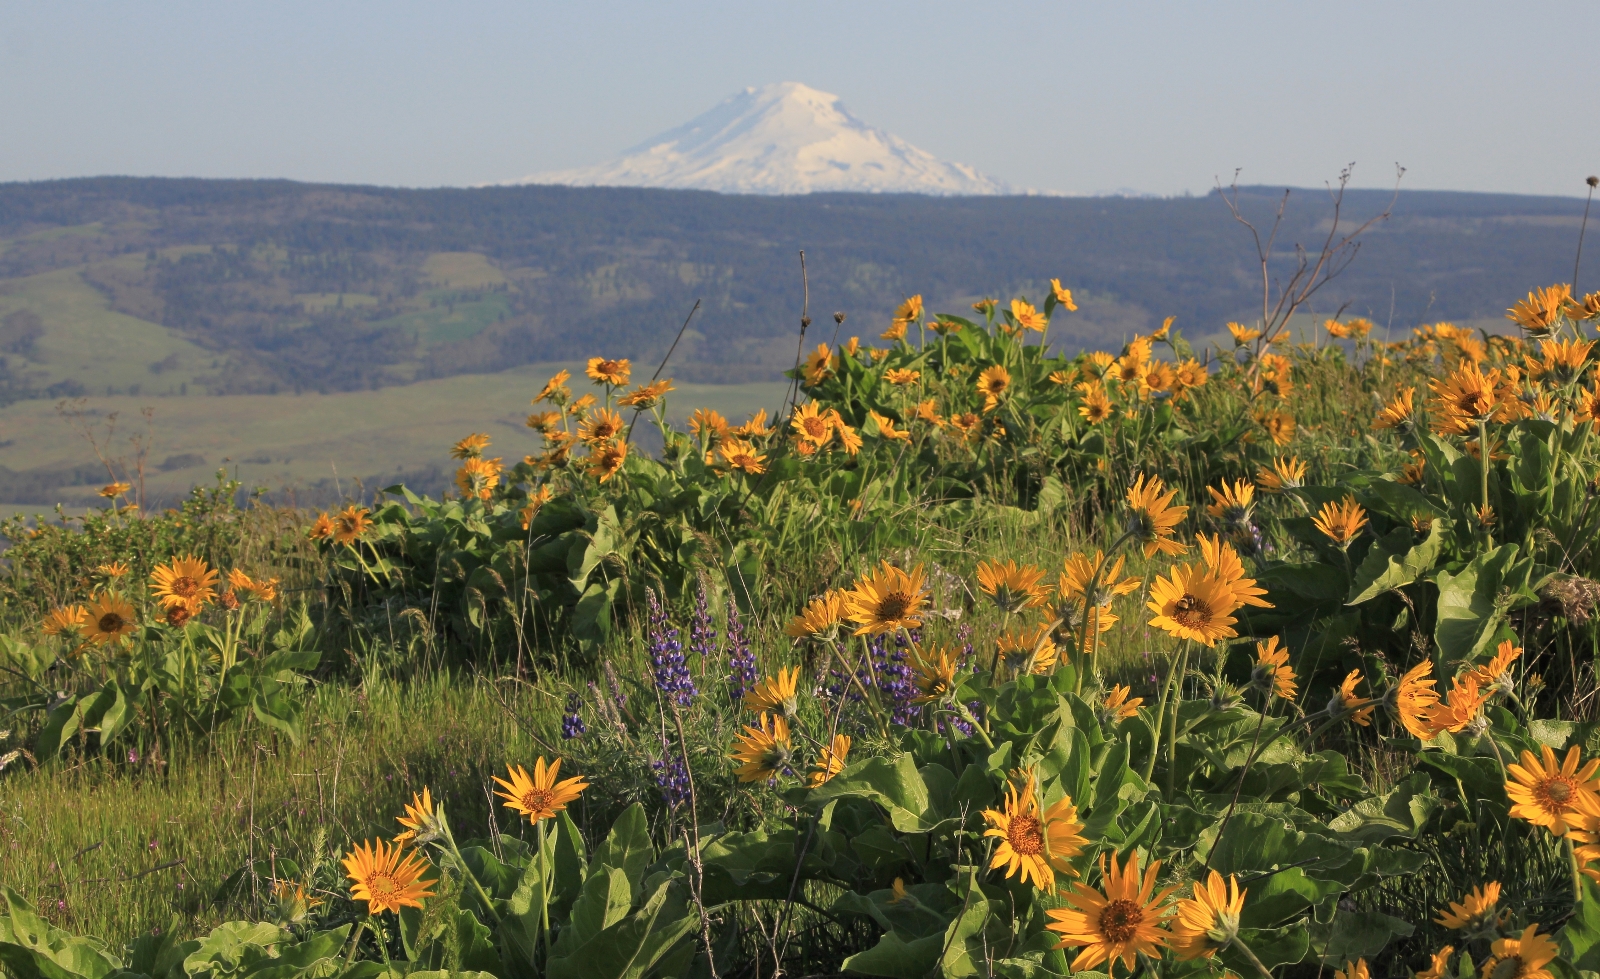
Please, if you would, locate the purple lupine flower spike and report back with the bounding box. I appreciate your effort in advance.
[648,588,697,707]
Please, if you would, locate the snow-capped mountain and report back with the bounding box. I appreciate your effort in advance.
[508,82,1013,196]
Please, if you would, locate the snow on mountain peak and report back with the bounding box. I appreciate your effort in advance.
[507,82,1014,196]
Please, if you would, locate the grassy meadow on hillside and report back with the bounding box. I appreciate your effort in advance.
[0,366,785,510]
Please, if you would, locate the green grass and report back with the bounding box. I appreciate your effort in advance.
[0,366,788,507]
[0,269,220,394]
[0,675,563,947]
[420,253,507,290]
[374,292,515,347]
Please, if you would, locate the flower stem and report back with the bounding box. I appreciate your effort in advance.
[1142,646,1182,785]
[443,819,502,925]
[342,916,369,969]
[1229,934,1276,979]
[538,818,553,961]
[1478,417,1493,548]
[1164,644,1189,800]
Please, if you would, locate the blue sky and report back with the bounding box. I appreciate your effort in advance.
[2,0,1594,197]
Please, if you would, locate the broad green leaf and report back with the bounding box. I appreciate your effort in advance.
[840,930,946,979]
[1347,523,1443,604]
[1225,925,1310,970]
[591,804,654,887]
[1327,774,1436,843]
[1434,544,1518,663]
[939,879,1007,978]
[803,753,937,832]
[545,877,696,979]
[1559,877,1600,970]
[34,697,83,760]
[1198,811,1353,874]
[1415,751,1507,806]
[1310,908,1413,963]
[181,921,283,977]
[555,867,635,958]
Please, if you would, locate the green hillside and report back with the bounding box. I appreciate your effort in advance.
[0,364,785,510]
[0,177,1588,505]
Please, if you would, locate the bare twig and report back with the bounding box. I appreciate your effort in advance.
[1216,163,1404,388]
[778,251,812,425]
[624,299,700,446]
[1576,176,1598,296]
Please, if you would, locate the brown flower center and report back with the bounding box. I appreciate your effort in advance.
[1171,594,1212,629]
[874,592,913,623]
[1007,813,1043,855]
[99,613,124,632]
[802,418,829,439]
[1099,899,1145,944]
[1488,956,1524,979]
[1455,392,1491,417]
[170,576,198,599]
[1539,777,1575,808]
[520,788,556,815]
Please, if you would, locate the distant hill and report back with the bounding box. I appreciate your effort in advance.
[0,177,1590,403]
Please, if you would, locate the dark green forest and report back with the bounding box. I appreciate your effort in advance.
[0,177,1589,394]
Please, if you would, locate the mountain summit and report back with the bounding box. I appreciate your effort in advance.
[510,82,1012,196]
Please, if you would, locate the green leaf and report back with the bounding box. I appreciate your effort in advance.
[34,696,82,760]
[939,876,1009,978]
[1310,908,1413,963]
[553,811,588,909]
[1225,924,1310,970]
[1559,877,1600,970]
[840,930,946,979]
[1198,812,1355,878]
[555,867,635,958]
[1435,544,1519,662]
[181,921,284,977]
[591,804,654,887]
[1415,751,1507,806]
[545,877,697,979]
[1347,523,1443,604]
[1327,774,1436,843]
[250,680,304,744]
[803,753,939,832]
[572,578,623,654]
